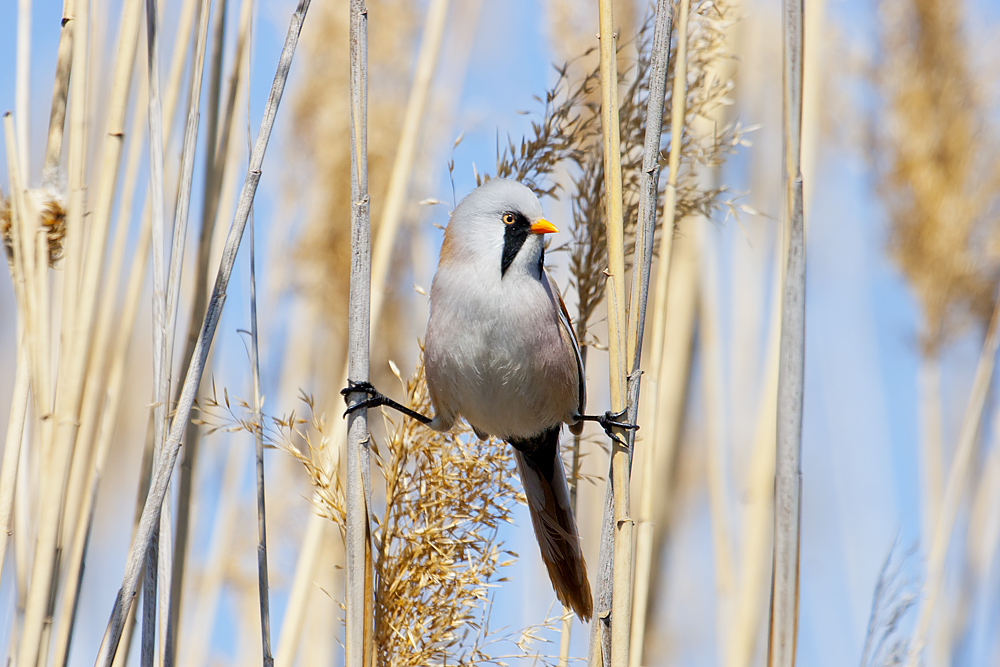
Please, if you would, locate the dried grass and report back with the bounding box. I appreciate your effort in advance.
[1,187,65,264]
[861,540,918,667]
[202,354,579,666]
[494,4,745,342]
[873,3,1000,664]
[874,0,1000,352]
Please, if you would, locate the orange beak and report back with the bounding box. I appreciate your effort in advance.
[529,218,559,235]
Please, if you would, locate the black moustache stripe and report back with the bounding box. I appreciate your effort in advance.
[500,212,532,277]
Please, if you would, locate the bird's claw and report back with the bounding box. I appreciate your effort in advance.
[341,380,384,417]
[597,408,638,446]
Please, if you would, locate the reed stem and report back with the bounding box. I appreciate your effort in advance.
[95,1,313,661]
[767,1,805,664]
[596,1,632,664]
[344,1,374,665]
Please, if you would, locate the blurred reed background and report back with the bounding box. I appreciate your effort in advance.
[0,0,998,665]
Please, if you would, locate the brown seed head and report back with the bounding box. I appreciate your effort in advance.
[0,193,10,262]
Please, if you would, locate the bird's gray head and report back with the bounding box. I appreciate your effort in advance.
[442,179,557,280]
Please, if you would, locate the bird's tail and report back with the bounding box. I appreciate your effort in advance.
[510,426,593,620]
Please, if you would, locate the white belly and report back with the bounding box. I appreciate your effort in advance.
[425,270,578,440]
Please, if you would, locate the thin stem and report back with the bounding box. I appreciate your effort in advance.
[918,354,943,546]
[3,113,33,654]
[95,1,313,662]
[621,3,676,664]
[907,297,1000,663]
[155,3,213,660]
[728,249,781,667]
[6,105,54,667]
[596,1,632,665]
[143,0,168,662]
[767,1,805,664]
[0,342,29,585]
[53,0,199,657]
[170,0,251,647]
[54,218,153,667]
[250,205,274,666]
[43,0,75,175]
[345,1,373,666]
[16,0,31,177]
[0,127,31,592]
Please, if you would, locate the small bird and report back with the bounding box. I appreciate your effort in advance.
[344,178,635,620]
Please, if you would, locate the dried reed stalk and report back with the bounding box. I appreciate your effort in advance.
[872,2,1000,659]
[624,0,672,371]
[246,361,525,666]
[16,0,30,177]
[22,0,140,663]
[967,408,1000,599]
[43,0,76,175]
[280,0,449,661]
[154,1,212,657]
[53,56,146,667]
[6,109,53,667]
[727,258,780,667]
[596,1,633,665]
[0,344,29,582]
[177,135,254,666]
[56,0,87,354]
[142,0,169,661]
[627,1,688,662]
[53,0,201,658]
[2,116,34,667]
[767,1,805,665]
[17,0,86,659]
[54,216,154,667]
[95,1,313,661]
[907,298,1000,664]
[0,130,31,647]
[250,207,274,667]
[344,0,374,664]
[1,114,31,584]
[170,0,252,644]
[615,6,675,664]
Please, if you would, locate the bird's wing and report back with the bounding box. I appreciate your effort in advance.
[543,266,586,415]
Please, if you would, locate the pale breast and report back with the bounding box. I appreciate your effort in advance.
[425,267,579,440]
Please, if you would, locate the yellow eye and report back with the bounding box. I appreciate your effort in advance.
[502,213,516,225]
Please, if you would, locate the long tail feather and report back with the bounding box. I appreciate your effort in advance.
[510,426,592,620]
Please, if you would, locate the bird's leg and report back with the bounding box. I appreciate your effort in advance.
[575,407,639,446]
[341,380,433,425]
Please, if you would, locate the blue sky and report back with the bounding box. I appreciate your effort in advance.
[1,0,999,665]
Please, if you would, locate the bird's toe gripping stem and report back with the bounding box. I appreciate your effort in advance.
[598,408,638,445]
[340,379,433,425]
[578,407,639,446]
[341,380,386,417]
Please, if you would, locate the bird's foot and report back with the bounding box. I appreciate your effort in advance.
[340,379,433,425]
[577,408,639,446]
[341,380,387,416]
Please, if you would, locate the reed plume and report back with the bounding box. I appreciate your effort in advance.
[203,354,573,666]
